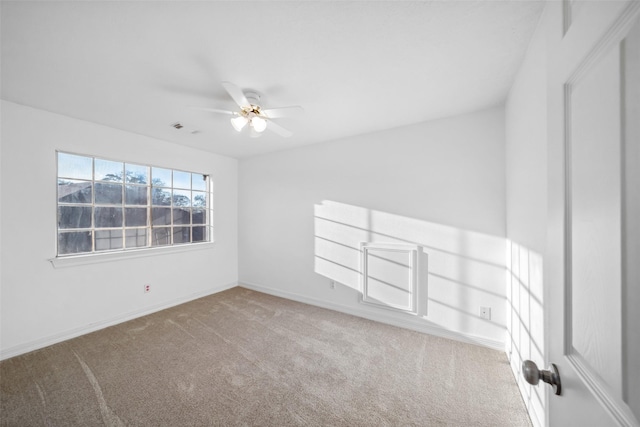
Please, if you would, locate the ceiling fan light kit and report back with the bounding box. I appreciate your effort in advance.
[193,81,303,138]
[230,115,249,132]
[250,116,267,132]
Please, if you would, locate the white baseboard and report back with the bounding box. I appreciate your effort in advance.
[2,280,505,361]
[0,281,238,361]
[239,281,505,352]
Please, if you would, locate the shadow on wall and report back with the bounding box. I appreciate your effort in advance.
[313,200,507,341]
[506,240,545,427]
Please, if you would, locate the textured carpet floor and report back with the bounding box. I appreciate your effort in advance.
[1,287,531,426]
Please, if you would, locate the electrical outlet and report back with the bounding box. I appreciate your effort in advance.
[480,306,491,320]
[329,280,335,289]
[144,284,151,293]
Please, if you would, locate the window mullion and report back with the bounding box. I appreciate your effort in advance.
[92,157,96,254]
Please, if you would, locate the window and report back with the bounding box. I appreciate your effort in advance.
[57,152,213,256]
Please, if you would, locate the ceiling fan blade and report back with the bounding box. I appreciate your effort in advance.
[261,106,304,119]
[266,120,293,138]
[221,81,251,109]
[190,107,236,115]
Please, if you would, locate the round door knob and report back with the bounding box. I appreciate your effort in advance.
[522,360,562,396]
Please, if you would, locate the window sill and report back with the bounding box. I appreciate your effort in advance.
[49,241,216,268]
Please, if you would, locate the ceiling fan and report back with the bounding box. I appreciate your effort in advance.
[194,81,303,138]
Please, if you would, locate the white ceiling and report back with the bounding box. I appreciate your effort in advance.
[1,1,544,159]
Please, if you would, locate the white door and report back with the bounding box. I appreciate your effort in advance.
[546,1,640,426]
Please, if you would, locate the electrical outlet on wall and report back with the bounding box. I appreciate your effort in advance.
[144,284,151,293]
[480,306,491,320]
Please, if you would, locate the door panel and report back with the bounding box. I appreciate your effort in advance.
[547,1,640,425]
[569,40,623,400]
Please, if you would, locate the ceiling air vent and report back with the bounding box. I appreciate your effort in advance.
[170,122,200,134]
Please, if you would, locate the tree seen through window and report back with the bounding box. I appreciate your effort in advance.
[56,152,213,255]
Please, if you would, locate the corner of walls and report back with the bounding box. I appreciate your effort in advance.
[0,100,4,358]
[239,106,508,352]
[0,101,239,359]
[504,6,549,427]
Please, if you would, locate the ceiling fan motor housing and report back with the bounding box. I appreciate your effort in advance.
[244,91,261,108]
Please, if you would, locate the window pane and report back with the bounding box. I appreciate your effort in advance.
[192,191,206,207]
[192,208,205,224]
[173,170,191,189]
[192,174,207,191]
[57,152,212,255]
[125,207,147,227]
[95,230,123,251]
[173,208,190,225]
[192,226,206,242]
[58,206,92,229]
[95,183,123,204]
[95,159,123,182]
[173,189,191,207]
[95,207,123,228]
[58,153,92,180]
[125,228,147,248]
[152,227,171,246]
[152,188,171,206]
[152,207,171,225]
[173,226,190,244]
[125,164,149,184]
[125,185,148,205]
[58,231,92,254]
[152,167,171,187]
[58,180,92,204]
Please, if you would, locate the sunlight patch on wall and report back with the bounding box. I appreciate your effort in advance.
[314,200,507,339]
[506,240,545,427]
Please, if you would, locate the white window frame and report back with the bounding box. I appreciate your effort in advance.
[51,151,214,268]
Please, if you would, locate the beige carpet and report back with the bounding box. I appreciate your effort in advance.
[1,287,531,426]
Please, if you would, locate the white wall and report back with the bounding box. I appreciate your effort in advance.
[504,9,547,427]
[239,107,508,348]
[0,101,238,359]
